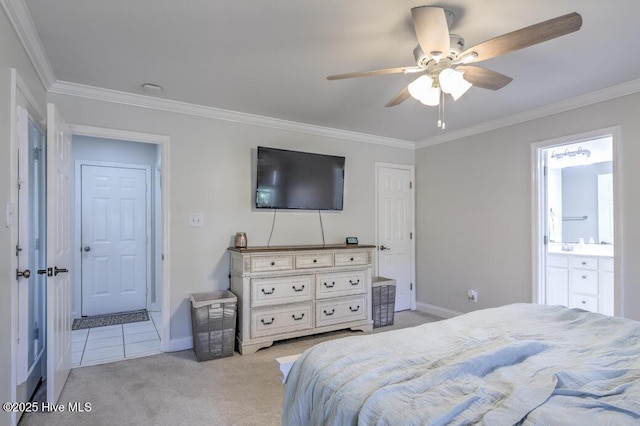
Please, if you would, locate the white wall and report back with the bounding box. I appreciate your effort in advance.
[416,91,640,321]
[0,6,47,426]
[48,93,415,348]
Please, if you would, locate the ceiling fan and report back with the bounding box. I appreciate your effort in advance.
[327,6,582,128]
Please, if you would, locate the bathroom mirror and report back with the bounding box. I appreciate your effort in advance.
[546,136,613,245]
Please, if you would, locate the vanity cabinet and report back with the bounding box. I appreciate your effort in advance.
[229,245,374,355]
[546,254,613,315]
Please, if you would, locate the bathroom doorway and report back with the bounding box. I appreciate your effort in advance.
[532,127,621,316]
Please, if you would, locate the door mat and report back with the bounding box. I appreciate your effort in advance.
[72,309,149,330]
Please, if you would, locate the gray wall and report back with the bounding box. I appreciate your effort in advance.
[49,92,415,348]
[0,7,47,425]
[416,91,640,321]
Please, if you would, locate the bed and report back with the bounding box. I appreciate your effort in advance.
[281,303,640,425]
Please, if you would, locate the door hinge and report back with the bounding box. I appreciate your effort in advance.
[33,147,40,160]
[544,235,548,245]
[16,245,22,256]
[17,179,22,190]
[410,283,413,290]
[409,181,413,189]
[35,238,40,250]
[410,232,413,240]
[543,165,548,176]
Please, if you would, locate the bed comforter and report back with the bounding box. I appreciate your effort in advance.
[282,303,640,425]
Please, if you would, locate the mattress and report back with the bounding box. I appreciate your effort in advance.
[282,303,640,425]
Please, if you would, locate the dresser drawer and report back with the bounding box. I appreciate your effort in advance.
[250,255,294,273]
[571,270,598,295]
[251,303,313,338]
[295,253,333,269]
[316,271,366,299]
[569,294,598,313]
[251,275,313,307]
[316,295,367,327]
[334,251,369,267]
[570,256,598,270]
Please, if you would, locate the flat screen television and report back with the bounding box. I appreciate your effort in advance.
[255,147,345,210]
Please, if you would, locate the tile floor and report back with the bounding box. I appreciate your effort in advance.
[71,311,162,368]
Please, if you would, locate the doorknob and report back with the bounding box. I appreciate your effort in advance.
[379,245,391,251]
[54,267,69,276]
[83,246,91,252]
[16,269,31,279]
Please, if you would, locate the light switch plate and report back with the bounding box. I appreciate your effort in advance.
[188,213,204,227]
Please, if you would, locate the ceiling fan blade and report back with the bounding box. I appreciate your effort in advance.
[327,66,422,80]
[456,66,513,90]
[411,6,450,59]
[459,12,582,63]
[385,86,411,107]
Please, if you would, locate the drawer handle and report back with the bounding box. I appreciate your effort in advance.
[324,281,335,288]
[581,300,587,305]
[581,261,587,265]
[323,308,335,316]
[261,317,275,325]
[349,305,360,312]
[292,313,305,321]
[582,275,587,279]
[313,259,317,263]
[349,279,360,286]
[270,261,275,266]
[350,257,354,261]
[261,287,276,295]
[292,285,305,292]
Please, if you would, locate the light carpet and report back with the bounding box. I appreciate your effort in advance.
[20,310,440,426]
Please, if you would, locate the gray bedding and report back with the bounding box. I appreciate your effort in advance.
[282,303,640,425]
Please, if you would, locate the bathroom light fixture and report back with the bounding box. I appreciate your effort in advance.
[551,147,591,160]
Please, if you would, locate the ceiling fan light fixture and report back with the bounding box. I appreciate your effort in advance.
[408,75,433,99]
[438,68,472,100]
[418,86,441,106]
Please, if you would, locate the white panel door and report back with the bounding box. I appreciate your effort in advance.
[376,165,414,311]
[46,103,72,404]
[81,165,148,316]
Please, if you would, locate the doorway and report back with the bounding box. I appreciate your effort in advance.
[15,106,47,405]
[375,162,416,311]
[532,127,621,316]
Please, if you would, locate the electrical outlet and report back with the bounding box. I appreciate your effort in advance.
[467,289,478,303]
[188,213,204,227]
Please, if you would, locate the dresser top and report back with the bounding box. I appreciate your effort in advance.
[228,244,375,253]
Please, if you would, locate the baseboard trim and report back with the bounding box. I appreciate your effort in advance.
[415,302,463,319]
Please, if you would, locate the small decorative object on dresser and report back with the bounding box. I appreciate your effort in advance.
[234,232,247,248]
[345,236,358,245]
[228,244,375,354]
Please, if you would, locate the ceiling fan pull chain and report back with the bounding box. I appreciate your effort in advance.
[440,92,446,130]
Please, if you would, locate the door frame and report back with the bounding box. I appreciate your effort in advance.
[531,126,623,315]
[9,69,46,425]
[74,161,152,317]
[69,124,171,351]
[374,162,416,310]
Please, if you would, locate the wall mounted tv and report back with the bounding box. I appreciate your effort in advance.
[255,146,345,210]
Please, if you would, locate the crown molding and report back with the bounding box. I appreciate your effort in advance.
[415,78,640,149]
[1,0,56,88]
[50,80,416,150]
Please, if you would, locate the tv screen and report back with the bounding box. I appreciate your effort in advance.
[256,147,345,210]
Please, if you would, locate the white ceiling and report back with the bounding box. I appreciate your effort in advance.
[19,0,640,144]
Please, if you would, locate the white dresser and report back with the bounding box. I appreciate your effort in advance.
[229,245,375,355]
[546,253,614,316]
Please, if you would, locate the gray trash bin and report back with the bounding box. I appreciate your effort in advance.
[190,290,237,361]
[372,277,396,328]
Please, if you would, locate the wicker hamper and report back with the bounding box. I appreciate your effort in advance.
[372,277,396,328]
[190,290,237,361]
